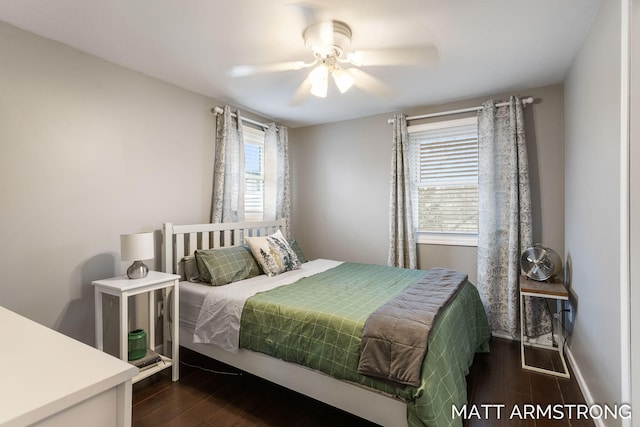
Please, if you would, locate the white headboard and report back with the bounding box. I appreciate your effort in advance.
[162,220,286,274]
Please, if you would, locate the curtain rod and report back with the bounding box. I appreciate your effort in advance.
[211,106,272,130]
[386,96,534,124]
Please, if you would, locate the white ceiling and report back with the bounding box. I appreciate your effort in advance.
[0,0,601,127]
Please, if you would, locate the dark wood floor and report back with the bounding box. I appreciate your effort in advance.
[132,338,593,426]
[464,338,593,427]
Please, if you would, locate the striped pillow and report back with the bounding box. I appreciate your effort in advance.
[245,230,301,276]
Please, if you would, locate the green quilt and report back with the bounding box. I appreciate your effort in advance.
[239,262,490,427]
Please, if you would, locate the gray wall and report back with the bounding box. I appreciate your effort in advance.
[290,84,565,286]
[0,22,238,348]
[564,0,623,416]
[289,114,392,266]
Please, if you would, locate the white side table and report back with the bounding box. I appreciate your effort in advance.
[93,271,180,383]
[519,275,570,378]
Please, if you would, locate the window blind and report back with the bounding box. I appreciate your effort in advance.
[409,118,478,234]
[243,126,265,221]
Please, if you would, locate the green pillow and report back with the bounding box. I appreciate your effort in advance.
[288,239,308,263]
[195,245,262,286]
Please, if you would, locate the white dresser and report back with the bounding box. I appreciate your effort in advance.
[0,306,138,427]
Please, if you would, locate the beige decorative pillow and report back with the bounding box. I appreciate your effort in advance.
[245,230,301,277]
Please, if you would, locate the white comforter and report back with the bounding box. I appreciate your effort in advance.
[193,259,343,352]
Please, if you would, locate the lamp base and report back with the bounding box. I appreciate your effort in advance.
[127,261,149,279]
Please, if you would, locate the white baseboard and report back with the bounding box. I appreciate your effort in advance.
[491,330,516,340]
[564,347,604,427]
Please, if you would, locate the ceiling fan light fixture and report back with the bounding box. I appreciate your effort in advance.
[229,11,437,103]
[303,21,352,59]
[309,64,329,98]
[310,80,328,98]
[332,67,355,93]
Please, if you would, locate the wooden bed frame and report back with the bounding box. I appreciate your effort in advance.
[162,220,408,427]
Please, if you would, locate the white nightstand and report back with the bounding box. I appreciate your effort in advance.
[93,271,180,383]
[519,275,570,378]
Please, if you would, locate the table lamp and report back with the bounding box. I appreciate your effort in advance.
[120,232,154,279]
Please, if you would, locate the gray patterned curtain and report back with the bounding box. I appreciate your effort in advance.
[210,105,245,223]
[388,113,417,269]
[477,97,551,338]
[276,125,291,238]
[265,124,291,238]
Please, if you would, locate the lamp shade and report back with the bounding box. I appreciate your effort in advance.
[332,68,355,94]
[309,64,329,98]
[120,232,154,261]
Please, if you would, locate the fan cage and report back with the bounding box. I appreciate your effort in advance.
[520,244,562,281]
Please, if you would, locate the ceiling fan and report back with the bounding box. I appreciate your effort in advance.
[230,5,438,103]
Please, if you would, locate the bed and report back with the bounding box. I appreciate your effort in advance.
[162,220,490,427]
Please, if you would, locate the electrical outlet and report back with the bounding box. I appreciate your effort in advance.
[564,300,573,324]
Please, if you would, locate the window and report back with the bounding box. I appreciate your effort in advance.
[243,125,266,221]
[408,116,478,246]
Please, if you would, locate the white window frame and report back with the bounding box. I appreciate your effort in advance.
[408,116,478,247]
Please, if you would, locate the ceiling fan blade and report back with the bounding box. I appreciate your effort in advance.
[348,45,439,67]
[347,68,395,99]
[288,1,331,27]
[230,61,309,77]
[290,78,312,106]
[290,1,334,51]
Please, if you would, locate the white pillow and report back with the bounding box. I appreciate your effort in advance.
[245,230,301,276]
